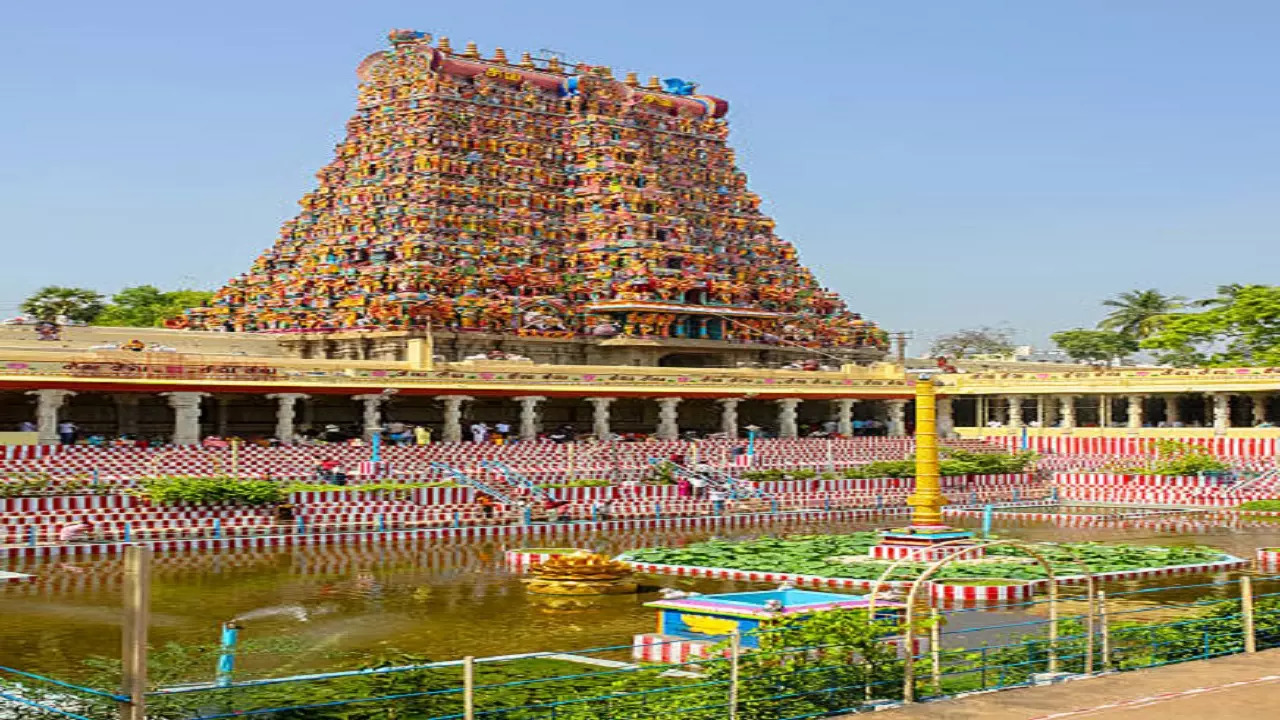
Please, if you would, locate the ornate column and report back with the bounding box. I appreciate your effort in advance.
[716,398,741,438]
[776,398,801,439]
[515,396,546,441]
[1252,394,1269,426]
[1006,395,1024,429]
[1100,395,1112,428]
[25,390,75,445]
[214,396,231,437]
[161,392,208,446]
[886,399,908,437]
[1059,395,1076,432]
[1165,394,1181,426]
[1126,394,1145,431]
[588,397,615,439]
[835,399,856,436]
[352,394,386,442]
[655,397,682,440]
[266,393,309,444]
[112,393,141,437]
[437,395,472,443]
[1042,396,1059,428]
[1212,393,1232,435]
[936,395,955,438]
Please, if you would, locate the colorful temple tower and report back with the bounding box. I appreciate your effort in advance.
[190,30,887,367]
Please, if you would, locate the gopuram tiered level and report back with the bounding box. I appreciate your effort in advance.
[188,29,888,369]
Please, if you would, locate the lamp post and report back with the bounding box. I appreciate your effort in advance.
[744,425,761,460]
[906,377,946,527]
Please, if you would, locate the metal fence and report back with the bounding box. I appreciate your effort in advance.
[3,576,1278,720]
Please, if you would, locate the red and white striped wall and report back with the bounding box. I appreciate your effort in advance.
[1257,548,1280,571]
[984,435,1279,457]
[930,580,1038,604]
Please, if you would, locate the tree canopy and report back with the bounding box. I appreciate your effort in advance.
[1141,284,1280,367]
[95,286,213,328]
[929,326,1016,359]
[1050,328,1139,366]
[20,286,107,323]
[20,284,211,327]
[1098,289,1186,339]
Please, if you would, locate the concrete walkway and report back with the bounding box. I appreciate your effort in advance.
[861,649,1280,719]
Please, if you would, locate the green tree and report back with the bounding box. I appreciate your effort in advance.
[20,286,106,323]
[1098,289,1186,339]
[929,326,1016,359]
[96,285,213,327]
[1141,284,1280,366]
[1050,328,1139,366]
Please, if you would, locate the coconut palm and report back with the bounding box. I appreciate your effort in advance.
[20,286,106,323]
[1097,289,1186,339]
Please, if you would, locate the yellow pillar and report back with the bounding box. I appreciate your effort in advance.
[906,377,947,527]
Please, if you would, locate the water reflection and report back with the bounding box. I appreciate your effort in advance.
[2,515,1278,679]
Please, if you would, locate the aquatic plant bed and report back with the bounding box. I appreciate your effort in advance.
[619,533,1248,591]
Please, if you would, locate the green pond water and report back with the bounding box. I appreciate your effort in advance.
[2,512,1278,684]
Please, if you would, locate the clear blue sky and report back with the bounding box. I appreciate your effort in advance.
[3,1,1278,352]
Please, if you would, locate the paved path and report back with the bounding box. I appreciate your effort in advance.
[861,649,1280,719]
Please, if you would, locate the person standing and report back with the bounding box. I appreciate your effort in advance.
[57,420,78,446]
[413,425,432,445]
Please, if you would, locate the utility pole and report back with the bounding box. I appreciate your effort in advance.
[888,330,914,366]
[121,544,152,720]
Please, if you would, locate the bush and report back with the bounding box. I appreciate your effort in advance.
[1239,500,1280,512]
[840,450,1037,479]
[139,476,284,506]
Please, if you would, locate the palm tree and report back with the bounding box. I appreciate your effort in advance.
[1191,284,1249,309]
[1097,289,1186,339]
[20,286,106,323]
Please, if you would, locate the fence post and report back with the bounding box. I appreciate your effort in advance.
[770,499,779,514]
[378,514,386,533]
[655,502,662,519]
[453,512,461,528]
[124,522,133,543]
[1242,575,1257,653]
[1098,590,1111,670]
[214,519,223,539]
[121,545,152,720]
[463,655,475,720]
[728,630,741,720]
[26,526,35,547]
[930,608,942,695]
[825,497,831,512]
[296,517,305,535]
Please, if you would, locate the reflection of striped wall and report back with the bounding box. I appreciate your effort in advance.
[985,435,1279,457]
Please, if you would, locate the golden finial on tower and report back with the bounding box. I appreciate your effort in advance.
[492,47,508,63]
[547,56,563,73]
[438,36,453,53]
[597,66,614,79]
[646,76,662,90]
[520,51,535,68]
[624,72,639,87]
[463,41,480,58]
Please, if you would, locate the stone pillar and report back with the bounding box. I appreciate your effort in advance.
[588,397,615,439]
[112,393,141,437]
[886,399,908,437]
[776,398,801,439]
[515,396,546,441]
[1059,395,1076,432]
[1042,396,1059,428]
[936,396,955,438]
[437,395,472,442]
[1165,395,1181,426]
[1126,394,1145,431]
[655,397,682,440]
[835,399,856,436]
[716,398,741,438]
[1100,395,1111,428]
[25,389,75,445]
[162,392,208,446]
[352,394,386,442]
[1252,394,1268,426]
[215,396,231,437]
[1212,393,1231,435]
[266,393,309,444]
[1204,395,1214,427]
[1006,395,1024,429]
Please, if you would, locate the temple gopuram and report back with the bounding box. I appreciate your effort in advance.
[185,30,888,368]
